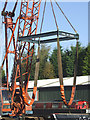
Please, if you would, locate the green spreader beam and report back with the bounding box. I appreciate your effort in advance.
[18,30,79,44]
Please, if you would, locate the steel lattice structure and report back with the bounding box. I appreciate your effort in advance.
[1,0,41,116]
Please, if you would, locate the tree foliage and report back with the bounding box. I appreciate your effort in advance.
[42,61,55,79]
[1,69,5,83]
[13,45,55,81]
[50,42,90,77]
[10,42,90,82]
[82,43,90,75]
[49,46,63,78]
[0,68,6,85]
[49,48,58,78]
[39,45,55,79]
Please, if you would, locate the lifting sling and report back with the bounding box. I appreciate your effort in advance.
[57,28,78,106]
[22,43,40,105]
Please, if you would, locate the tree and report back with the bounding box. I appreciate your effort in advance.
[10,45,55,81]
[77,43,86,76]
[49,48,58,78]
[50,46,64,78]
[30,53,36,80]
[39,45,55,79]
[50,42,89,77]
[43,62,55,79]
[10,42,89,82]
[0,68,6,86]
[63,48,75,77]
[1,69,6,83]
[50,46,72,77]
[82,43,90,75]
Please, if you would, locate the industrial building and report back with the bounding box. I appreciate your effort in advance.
[28,75,90,102]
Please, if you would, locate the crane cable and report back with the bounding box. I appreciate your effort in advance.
[54,0,77,33]
[22,0,46,106]
[1,0,8,15]
[2,0,18,17]
[12,0,18,14]
[50,0,78,106]
[40,0,46,33]
[50,0,58,28]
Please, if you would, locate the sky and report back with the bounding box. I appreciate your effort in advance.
[37,2,88,51]
[0,1,88,53]
[0,0,89,2]
[0,1,89,79]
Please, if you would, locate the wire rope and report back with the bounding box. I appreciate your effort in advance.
[40,0,46,33]
[2,0,8,14]
[50,0,58,28]
[12,0,18,14]
[54,0,77,33]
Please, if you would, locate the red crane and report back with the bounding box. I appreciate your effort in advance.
[1,0,41,116]
[1,0,79,117]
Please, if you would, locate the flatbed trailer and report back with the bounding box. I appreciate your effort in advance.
[32,108,88,118]
[1,113,90,120]
[51,113,90,120]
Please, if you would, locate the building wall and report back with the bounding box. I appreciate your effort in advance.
[37,85,90,102]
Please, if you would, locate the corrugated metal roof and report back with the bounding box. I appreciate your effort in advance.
[28,75,90,88]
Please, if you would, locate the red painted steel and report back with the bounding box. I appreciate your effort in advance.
[1,0,41,116]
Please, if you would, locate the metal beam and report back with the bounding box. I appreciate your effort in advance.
[18,30,79,43]
[40,37,75,44]
[59,31,79,39]
[18,31,57,40]
[18,37,76,44]
[18,39,39,44]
